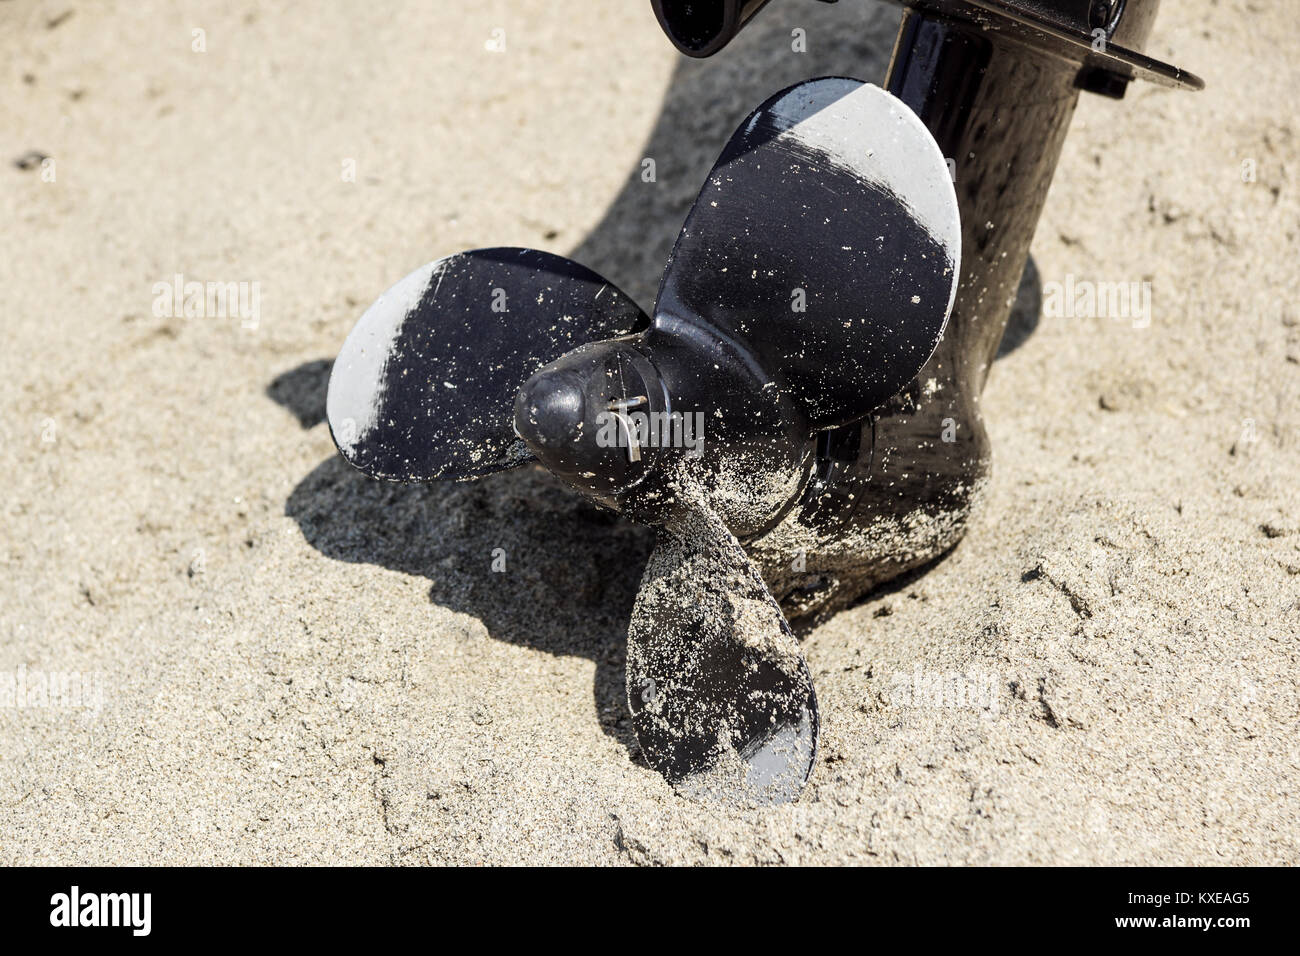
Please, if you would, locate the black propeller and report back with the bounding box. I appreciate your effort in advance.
[626,479,818,803]
[327,78,960,803]
[327,248,647,481]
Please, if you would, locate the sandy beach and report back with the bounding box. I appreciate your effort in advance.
[1,0,1297,864]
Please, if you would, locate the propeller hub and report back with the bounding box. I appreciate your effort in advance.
[513,340,668,504]
[514,370,588,449]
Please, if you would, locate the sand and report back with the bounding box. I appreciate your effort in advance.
[1,0,1297,864]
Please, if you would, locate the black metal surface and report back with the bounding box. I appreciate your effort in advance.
[657,77,959,430]
[942,0,1204,93]
[649,0,1202,93]
[513,79,960,533]
[764,9,1087,615]
[326,248,647,482]
[651,0,843,58]
[650,0,775,57]
[627,502,818,802]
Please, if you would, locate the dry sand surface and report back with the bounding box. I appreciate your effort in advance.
[1,0,1297,864]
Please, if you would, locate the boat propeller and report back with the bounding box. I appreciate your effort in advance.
[322,0,1201,804]
[327,78,961,802]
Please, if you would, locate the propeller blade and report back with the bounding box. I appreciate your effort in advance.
[654,77,961,429]
[326,248,648,481]
[627,484,818,804]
